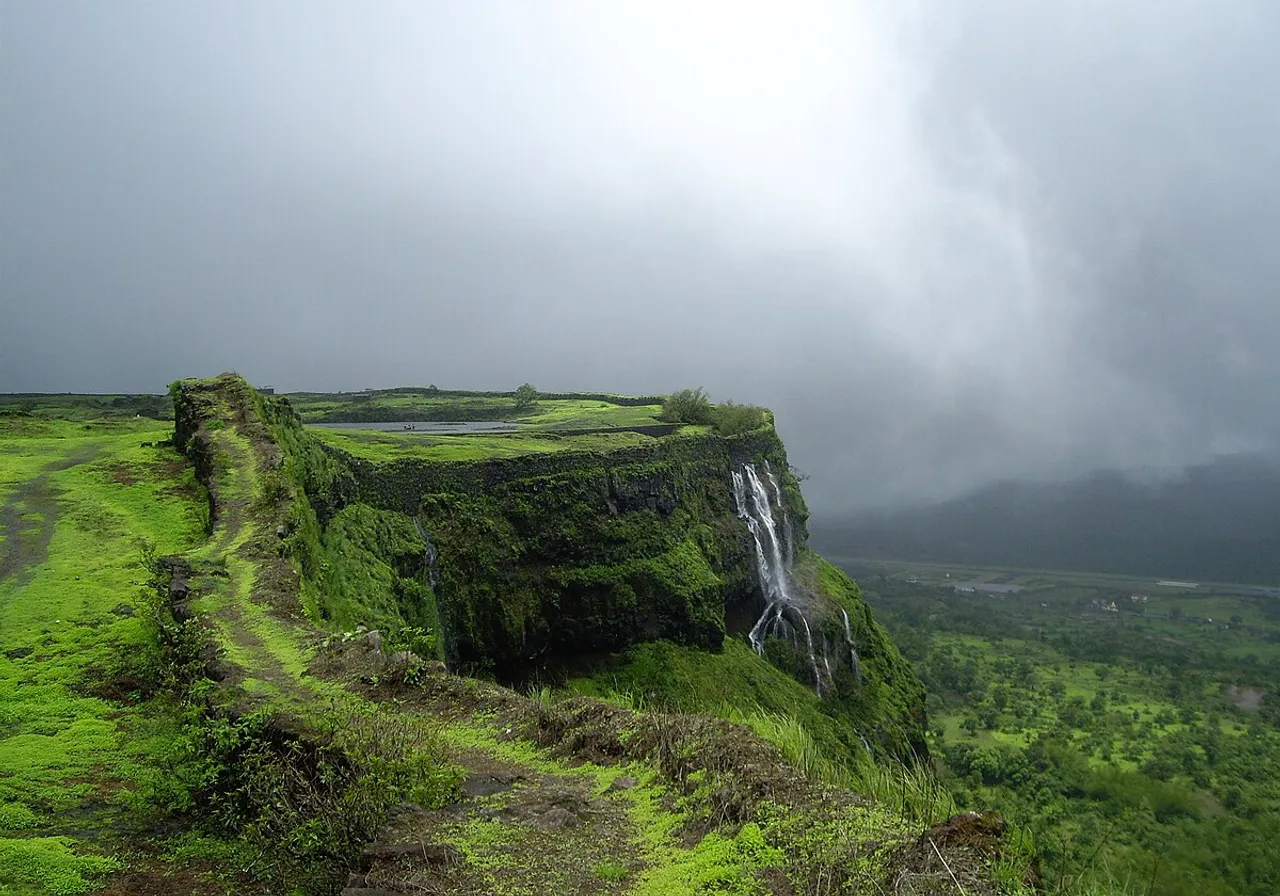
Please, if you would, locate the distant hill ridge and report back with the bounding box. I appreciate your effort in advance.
[813,454,1280,585]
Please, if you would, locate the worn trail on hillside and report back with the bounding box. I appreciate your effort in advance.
[335,672,646,896]
[359,744,640,896]
[0,448,101,586]
[191,423,327,705]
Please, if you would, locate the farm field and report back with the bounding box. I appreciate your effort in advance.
[292,389,731,463]
[0,395,171,422]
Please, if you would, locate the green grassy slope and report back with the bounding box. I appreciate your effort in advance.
[286,389,664,429]
[567,638,884,782]
[0,418,206,894]
[310,425,660,462]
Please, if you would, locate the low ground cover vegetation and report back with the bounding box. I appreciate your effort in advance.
[287,388,665,429]
[309,426,659,462]
[0,382,1027,894]
[0,417,207,892]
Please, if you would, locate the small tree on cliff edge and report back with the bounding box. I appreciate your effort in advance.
[514,383,539,411]
[661,388,714,425]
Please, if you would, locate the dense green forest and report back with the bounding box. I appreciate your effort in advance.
[843,563,1280,895]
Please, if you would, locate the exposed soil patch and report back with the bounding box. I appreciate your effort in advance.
[97,861,271,896]
[1224,684,1265,711]
[103,461,141,486]
[97,872,227,896]
[0,448,101,585]
[237,533,307,620]
[0,476,56,584]
[359,759,638,896]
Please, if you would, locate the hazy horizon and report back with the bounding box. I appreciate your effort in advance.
[6,2,1280,513]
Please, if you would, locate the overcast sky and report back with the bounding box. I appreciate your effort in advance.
[4,2,1279,512]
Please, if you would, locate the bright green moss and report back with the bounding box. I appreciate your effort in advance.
[308,503,442,647]
[632,822,782,896]
[0,422,207,890]
[308,427,658,463]
[0,838,120,894]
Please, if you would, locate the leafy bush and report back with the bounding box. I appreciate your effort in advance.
[660,388,714,425]
[711,402,768,436]
[513,382,539,411]
[165,704,463,888]
[385,624,439,662]
[662,390,768,433]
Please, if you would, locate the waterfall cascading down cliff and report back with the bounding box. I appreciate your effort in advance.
[841,608,864,683]
[733,461,840,695]
[412,517,440,590]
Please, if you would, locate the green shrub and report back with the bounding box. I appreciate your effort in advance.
[514,382,539,411]
[711,402,768,436]
[662,391,768,434]
[660,388,714,425]
[164,704,463,889]
[594,860,630,881]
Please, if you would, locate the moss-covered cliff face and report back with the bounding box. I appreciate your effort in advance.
[333,429,793,678]
[213,388,927,761]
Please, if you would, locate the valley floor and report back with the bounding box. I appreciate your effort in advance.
[843,559,1280,896]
